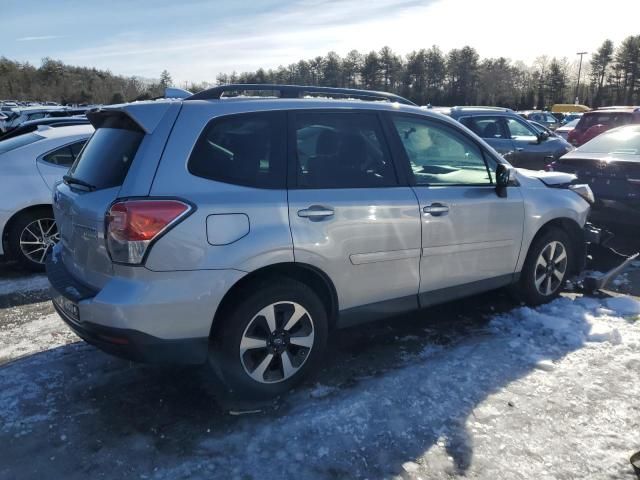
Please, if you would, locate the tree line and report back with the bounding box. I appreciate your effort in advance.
[1,35,638,108]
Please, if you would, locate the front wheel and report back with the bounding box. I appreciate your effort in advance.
[518,227,573,305]
[208,278,328,399]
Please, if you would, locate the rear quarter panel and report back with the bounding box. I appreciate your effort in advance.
[146,101,293,272]
[0,140,63,255]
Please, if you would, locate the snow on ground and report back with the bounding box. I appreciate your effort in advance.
[0,312,78,364]
[1,293,639,479]
[0,274,50,296]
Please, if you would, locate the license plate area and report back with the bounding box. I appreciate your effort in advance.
[53,295,80,323]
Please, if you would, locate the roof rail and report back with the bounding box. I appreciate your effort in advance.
[186,84,416,106]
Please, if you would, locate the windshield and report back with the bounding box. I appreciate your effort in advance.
[579,127,640,155]
[0,132,43,155]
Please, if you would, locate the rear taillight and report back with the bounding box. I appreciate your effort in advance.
[545,162,556,171]
[106,199,191,264]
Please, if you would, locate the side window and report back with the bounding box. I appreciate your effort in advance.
[42,140,87,167]
[460,116,508,139]
[392,115,492,186]
[294,112,397,188]
[506,118,537,139]
[188,111,286,189]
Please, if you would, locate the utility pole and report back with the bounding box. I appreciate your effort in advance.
[575,51,588,104]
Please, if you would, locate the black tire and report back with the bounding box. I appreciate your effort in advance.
[6,208,58,272]
[208,277,329,400]
[518,227,573,305]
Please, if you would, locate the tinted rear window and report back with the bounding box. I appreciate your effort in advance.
[578,112,632,130]
[188,111,286,189]
[68,115,144,190]
[0,132,43,155]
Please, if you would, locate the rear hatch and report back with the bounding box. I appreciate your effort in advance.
[54,112,146,289]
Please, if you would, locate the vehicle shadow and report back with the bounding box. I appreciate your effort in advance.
[0,290,598,479]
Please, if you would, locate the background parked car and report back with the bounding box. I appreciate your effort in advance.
[551,124,640,226]
[567,107,640,147]
[443,106,573,169]
[555,118,581,140]
[0,124,93,270]
[517,110,561,130]
[0,116,90,141]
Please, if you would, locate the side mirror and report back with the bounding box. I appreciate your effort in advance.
[537,131,550,143]
[495,164,511,198]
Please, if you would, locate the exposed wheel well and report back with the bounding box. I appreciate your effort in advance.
[2,204,53,257]
[210,263,339,339]
[529,218,585,274]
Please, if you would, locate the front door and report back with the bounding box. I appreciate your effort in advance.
[504,116,556,170]
[287,110,422,315]
[386,113,525,306]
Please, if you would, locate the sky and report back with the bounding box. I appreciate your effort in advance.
[3,0,639,85]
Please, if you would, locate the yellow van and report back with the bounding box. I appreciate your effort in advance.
[551,104,591,113]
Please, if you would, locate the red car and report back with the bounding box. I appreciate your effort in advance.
[567,107,640,147]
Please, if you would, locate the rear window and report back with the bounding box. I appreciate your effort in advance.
[68,115,144,190]
[578,112,632,130]
[0,132,43,155]
[579,127,640,155]
[188,111,286,189]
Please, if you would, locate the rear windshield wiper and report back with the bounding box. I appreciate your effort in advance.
[63,175,96,191]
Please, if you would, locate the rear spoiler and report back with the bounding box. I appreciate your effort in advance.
[86,101,180,134]
[164,87,192,99]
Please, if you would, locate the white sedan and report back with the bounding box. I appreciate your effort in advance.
[0,124,94,270]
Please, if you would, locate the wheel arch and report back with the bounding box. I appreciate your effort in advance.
[209,262,339,340]
[527,217,585,274]
[1,203,54,258]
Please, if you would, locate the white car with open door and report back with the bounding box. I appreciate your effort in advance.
[0,124,93,270]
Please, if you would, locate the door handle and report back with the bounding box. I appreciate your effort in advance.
[297,206,335,219]
[423,203,449,216]
[515,147,524,152]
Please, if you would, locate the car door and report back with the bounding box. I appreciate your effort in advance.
[386,113,524,306]
[459,115,517,163]
[505,116,556,169]
[36,139,87,190]
[287,110,422,319]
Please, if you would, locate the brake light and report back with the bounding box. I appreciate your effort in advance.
[545,161,556,172]
[106,199,191,264]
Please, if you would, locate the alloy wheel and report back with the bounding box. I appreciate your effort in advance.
[19,218,59,264]
[239,301,315,384]
[534,240,568,296]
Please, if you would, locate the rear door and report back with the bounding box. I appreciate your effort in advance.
[287,110,421,315]
[386,113,524,305]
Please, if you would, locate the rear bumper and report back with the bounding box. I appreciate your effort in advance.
[52,298,208,364]
[46,247,245,365]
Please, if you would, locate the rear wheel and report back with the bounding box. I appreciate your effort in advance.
[208,278,328,399]
[7,208,58,272]
[518,227,572,305]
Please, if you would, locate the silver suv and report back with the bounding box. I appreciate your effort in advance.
[47,85,595,399]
